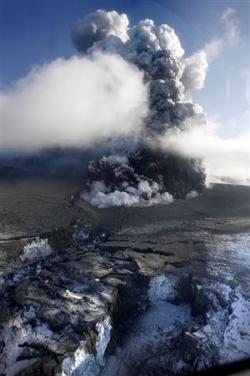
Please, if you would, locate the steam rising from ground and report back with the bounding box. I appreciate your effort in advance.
[0,53,147,151]
[82,155,174,208]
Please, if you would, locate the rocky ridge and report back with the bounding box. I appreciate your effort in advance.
[0,183,250,375]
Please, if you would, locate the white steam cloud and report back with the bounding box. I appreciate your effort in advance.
[159,120,250,185]
[182,6,241,96]
[181,50,208,95]
[221,7,241,46]
[0,52,147,151]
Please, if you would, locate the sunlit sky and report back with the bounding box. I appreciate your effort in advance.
[0,0,249,137]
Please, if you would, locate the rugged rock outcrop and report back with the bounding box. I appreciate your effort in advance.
[1,183,250,375]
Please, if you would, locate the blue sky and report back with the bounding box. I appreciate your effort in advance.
[0,0,249,136]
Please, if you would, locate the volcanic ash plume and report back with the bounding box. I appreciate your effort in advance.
[1,9,243,206]
[73,10,207,206]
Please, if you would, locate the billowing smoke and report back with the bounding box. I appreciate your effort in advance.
[1,9,246,208]
[71,9,247,207]
[0,52,147,152]
[72,11,199,134]
[71,9,207,206]
[72,9,129,51]
[82,155,174,208]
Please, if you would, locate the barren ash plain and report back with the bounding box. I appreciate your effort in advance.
[0,173,250,376]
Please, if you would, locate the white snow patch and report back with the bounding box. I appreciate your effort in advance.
[62,290,83,300]
[96,318,112,366]
[220,290,250,362]
[148,274,177,303]
[59,317,111,376]
[20,238,53,262]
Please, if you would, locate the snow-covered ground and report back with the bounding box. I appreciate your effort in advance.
[59,317,111,376]
[220,289,250,362]
[2,315,57,376]
[99,234,250,375]
[100,274,191,376]
[206,233,250,363]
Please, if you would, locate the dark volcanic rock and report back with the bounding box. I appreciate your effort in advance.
[0,240,150,375]
[177,274,210,316]
[41,309,70,332]
[133,330,218,376]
